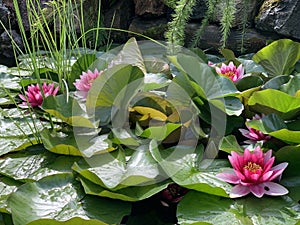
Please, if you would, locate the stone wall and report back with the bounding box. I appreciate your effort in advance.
[1,0,299,65]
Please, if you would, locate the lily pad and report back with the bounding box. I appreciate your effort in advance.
[177,191,300,225]
[8,174,131,225]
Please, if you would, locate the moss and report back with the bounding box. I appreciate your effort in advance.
[257,0,281,17]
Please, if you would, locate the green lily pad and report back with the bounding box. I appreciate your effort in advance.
[0,73,20,90]
[42,95,96,128]
[252,39,300,77]
[248,89,300,119]
[149,142,232,197]
[0,177,22,213]
[177,191,300,225]
[219,135,243,154]
[86,64,144,125]
[40,129,114,157]
[73,147,160,190]
[0,146,78,181]
[8,174,131,225]
[79,176,170,202]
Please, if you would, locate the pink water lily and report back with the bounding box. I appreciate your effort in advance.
[74,69,102,98]
[239,114,271,144]
[217,147,288,198]
[19,83,59,107]
[214,61,244,82]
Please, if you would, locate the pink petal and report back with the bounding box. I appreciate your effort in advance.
[263,150,273,163]
[216,170,240,184]
[259,170,273,182]
[262,181,289,196]
[230,184,250,198]
[263,156,274,172]
[215,67,221,74]
[19,94,27,101]
[250,184,265,198]
[269,162,288,180]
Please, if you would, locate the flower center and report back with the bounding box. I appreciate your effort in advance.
[243,162,262,173]
[224,71,236,78]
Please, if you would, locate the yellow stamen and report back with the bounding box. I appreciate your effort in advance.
[243,162,262,173]
[224,71,236,78]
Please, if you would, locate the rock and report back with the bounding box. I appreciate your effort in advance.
[185,24,281,54]
[0,3,10,33]
[134,0,166,18]
[190,0,207,21]
[256,0,300,39]
[129,17,168,40]
[211,0,260,27]
[103,0,135,43]
[0,30,23,58]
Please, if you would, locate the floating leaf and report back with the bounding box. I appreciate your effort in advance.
[133,106,168,121]
[0,177,22,213]
[248,89,300,119]
[263,75,290,90]
[0,146,78,181]
[176,54,238,100]
[73,147,160,190]
[280,74,300,96]
[79,176,170,202]
[86,64,144,125]
[0,73,20,90]
[8,174,131,225]
[42,95,96,128]
[40,129,114,157]
[253,39,300,76]
[149,143,231,197]
[219,135,243,154]
[0,137,38,156]
[177,191,300,225]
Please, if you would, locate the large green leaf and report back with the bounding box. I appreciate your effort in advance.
[248,89,300,119]
[176,54,238,100]
[107,37,146,74]
[0,146,78,181]
[219,135,243,154]
[0,115,47,138]
[0,177,22,213]
[72,147,160,190]
[86,64,144,125]
[79,176,170,202]
[40,129,114,157]
[247,114,300,144]
[0,136,38,156]
[237,58,266,74]
[8,174,131,225]
[140,123,182,141]
[149,143,232,197]
[0,73,20,90]
[236,76,263,92]
[252,39,300,76]
[280,74,300,96]
[262,75,290,90]
[42,95,96,128]
[177,191,300,225]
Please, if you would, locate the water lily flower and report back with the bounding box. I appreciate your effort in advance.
[214,61,244,82]
[74,69,102,98]
[217,147,288,198]
[19,83,59,107]
[239,114,271,144]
